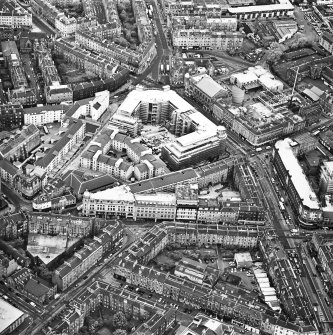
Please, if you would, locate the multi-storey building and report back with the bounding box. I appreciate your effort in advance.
[83,170,264,225]
[45,84,73,104]
[273,138,322,227]
[54,38,124,80]
[185,73,228,111]
[0,0,32,28]
[161,125,227,170]
[0,103,24,131]
[53,221,123,290]
[75,29,155,74]
[319,32,333,55]
[9,268,57,305]
[64,90,109,122]
[55,14,77,37]
[24,104,70,126]
[173,29,243,50]
[312,233,333,286]
[31,0,63,27]
[320,161,333,195]
[320,91,333,117]
[1,40,28,90]
[0,252,18,279]
[34,41,61,87]
[213,90,306,147]
[35,119,85,174]
[9,88,37,107]
[0,124,40,161]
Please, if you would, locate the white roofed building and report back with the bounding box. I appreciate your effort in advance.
[0,298,26,334]
[112,85,227,170]
[162,126,227,170]
[228,0,294,20]
[273,138,322,227]
[82,186,177,221]
[230,66,283,92]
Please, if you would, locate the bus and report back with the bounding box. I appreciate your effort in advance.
[279,201,285,211]
[312,130,320,136]
[43,126,49,135]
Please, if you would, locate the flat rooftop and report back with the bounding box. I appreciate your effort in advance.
[0,298,24,333]
[27,233,80,265]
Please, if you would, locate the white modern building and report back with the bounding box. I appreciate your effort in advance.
[230,66,283,92]
[24,105,69,126]
[64,90,110,122]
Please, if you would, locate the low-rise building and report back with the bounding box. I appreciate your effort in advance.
[234,252,253,268]
[9,268,57,304]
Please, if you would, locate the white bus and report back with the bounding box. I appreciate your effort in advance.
[279,201,285,211]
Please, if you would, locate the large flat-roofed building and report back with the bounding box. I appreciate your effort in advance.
[213,90,306,147]
[273,138,322,227]
[161,125,227,170]
[112,85,227,169]
[114,85,194,127]
[228,0,294,20]
[0,298,26,334]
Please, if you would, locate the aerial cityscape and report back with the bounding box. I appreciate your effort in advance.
[1,0,333,334]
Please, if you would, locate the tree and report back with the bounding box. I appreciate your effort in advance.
[266,42,287,64]
[114,329,127,335]
[113,312,127,329]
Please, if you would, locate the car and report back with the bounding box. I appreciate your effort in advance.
[148,294,153,298]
